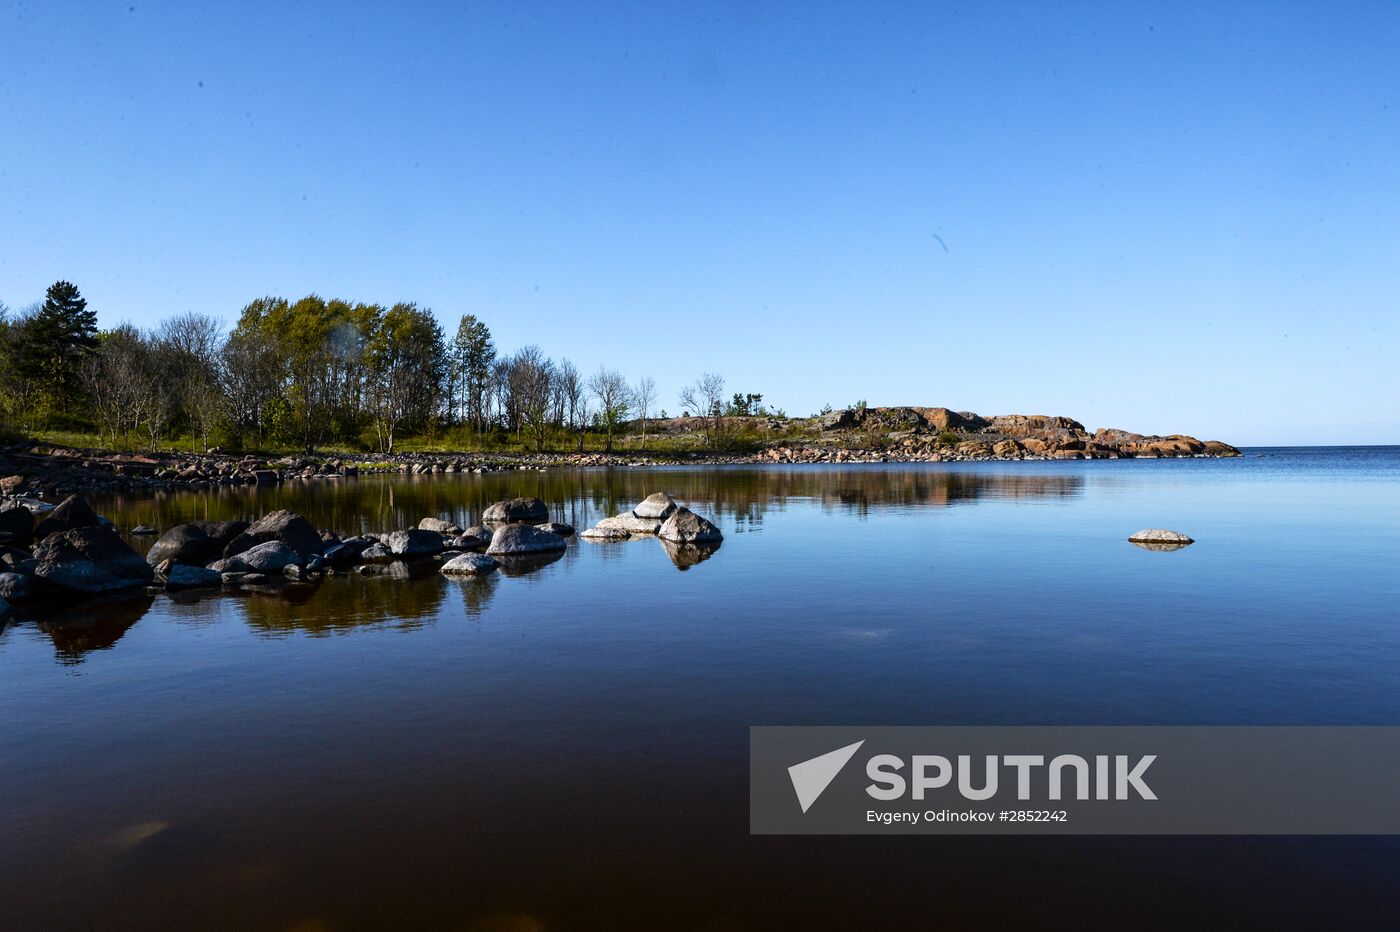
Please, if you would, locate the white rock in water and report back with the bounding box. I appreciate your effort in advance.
[633,493,678,520]
[1128,529,1194,544]
[441,553,499,576]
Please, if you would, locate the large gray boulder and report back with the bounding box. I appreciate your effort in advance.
[387,529,445,556]
[657,507,723,543]
[536,522,575,537]
[0,501,33,541]
[224,510,323,560]
[33,494,102,539]
[163,564,223,591]
[222,540,301,574]
[33,525,155,593]
[633,493,678,520]
[418,517,464,536]
[482,497,549,524]
[321,538,371,566]
[146,520,250,567]
[486,524,567,555]
[440,553,499,576]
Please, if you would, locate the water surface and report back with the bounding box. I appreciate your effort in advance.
[2,448,1398,929]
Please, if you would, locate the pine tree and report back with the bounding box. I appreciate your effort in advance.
[21,281,98,407]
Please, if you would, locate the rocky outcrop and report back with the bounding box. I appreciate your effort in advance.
[440,553,499,576]
[225,510,324,560]
[482,498,549,524]
[657,507,723,544]
[33,525,155,593]
[485,524,567,555]
[146,520,250,567]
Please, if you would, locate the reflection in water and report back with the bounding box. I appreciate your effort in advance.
[88,466,1084,543]
[39,594,153,664]
[1130,540,1194,553]
[660,538,722,570]
[0,468,1087,649]
[236,572,454,636]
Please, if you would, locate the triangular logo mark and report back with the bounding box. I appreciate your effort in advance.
[788,740,865,813]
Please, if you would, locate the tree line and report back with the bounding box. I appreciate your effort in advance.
[0,282,776,454]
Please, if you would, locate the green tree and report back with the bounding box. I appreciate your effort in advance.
[367,303,447,453]
[452,314,495,432]
[16,281,99,419]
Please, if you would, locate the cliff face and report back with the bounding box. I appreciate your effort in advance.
[813,406,1240,458]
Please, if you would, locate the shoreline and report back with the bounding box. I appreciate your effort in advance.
[1,439,1242,499]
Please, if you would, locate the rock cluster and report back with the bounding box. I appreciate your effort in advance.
[580,494,724,568]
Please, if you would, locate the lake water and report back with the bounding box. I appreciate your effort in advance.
[2,448,1398,929]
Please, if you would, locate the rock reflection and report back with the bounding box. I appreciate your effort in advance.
[88,466,1085,544]
[494,550,565,577]
[445,572,500,617]
[39,594,153,663]
[236,571,452,635]
[1130,540,1194,552]
[660,539,722,570]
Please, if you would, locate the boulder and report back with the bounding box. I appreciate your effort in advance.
[482,497,549,524]
[147,520,251,567]
[359,542,392,563]
[817,409,858,431]
[440,553,500,576]
[1128,529,1194,548]
[0,571,30,601]
[486,524,567,555]
[462,526,494,545]
[992,439,1021,457]
[0,501,33,540]
[224,510,323,560]
[33,494,102,539]
[536,522,575,537]
[321,539,370,566]
[418,517,464,536]
[657,507,723,543]
[32,525,155,593]
[164,564,223,591]
[633,493,678,520]
[387,529,446,557]
[223,540,302,574]
[447,534,487,551]
[579,524,631,540]
[593,513,662,535]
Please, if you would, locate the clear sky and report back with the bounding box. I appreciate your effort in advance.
[2,1,1396,445]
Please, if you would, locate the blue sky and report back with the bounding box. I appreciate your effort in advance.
[1,1,1396,445]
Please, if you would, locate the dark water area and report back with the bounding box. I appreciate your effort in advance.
[2,448,1399,929]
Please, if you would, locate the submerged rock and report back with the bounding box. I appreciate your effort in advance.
[147,520,250,567]
[632,493,678,520]
[486,523,567,555]
[33,525,155,593]
[440,553,500,576]
[359,542,392,563]
[657,507,723,543]
[482,497,549,524]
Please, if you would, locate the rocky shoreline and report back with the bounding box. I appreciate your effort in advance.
[0,407,1239,498]
[0,492,722,622]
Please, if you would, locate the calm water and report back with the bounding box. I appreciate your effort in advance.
[2,448,1398,929]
